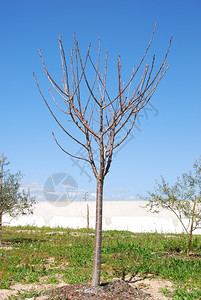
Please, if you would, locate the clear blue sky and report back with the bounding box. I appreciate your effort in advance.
[1,0,201,202]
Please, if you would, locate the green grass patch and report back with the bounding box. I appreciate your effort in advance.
[0,226,200,299]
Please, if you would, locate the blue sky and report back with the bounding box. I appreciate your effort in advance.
[1,0,201,202]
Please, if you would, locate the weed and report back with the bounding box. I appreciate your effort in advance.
[173,287,201,300]
[8,290,41,299]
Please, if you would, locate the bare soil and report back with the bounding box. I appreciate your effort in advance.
[0,276,174,299]
[47,280,148,299]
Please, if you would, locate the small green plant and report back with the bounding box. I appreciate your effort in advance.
[46,276,60,284]
[160,287,172,297]
[173,287,201,300]
[8,290,41,299]
[111,243,153,279]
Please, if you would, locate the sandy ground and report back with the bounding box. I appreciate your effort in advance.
[0,275,175,300]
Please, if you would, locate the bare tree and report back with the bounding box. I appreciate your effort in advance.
[34,24,172,286]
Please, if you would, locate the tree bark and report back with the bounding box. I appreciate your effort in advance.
[91,178,104,286]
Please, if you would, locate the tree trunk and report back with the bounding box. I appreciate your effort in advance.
[187,196,196,257]
[87,204,89,236]
[0,211,2,246]
[91,178,104,286]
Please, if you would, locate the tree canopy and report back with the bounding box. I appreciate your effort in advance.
[144,156,201,234]
[0,154,36,245]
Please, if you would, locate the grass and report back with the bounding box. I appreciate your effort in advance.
[0,226,201,299]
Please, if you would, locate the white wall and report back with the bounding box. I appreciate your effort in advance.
[3,201,201,234]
